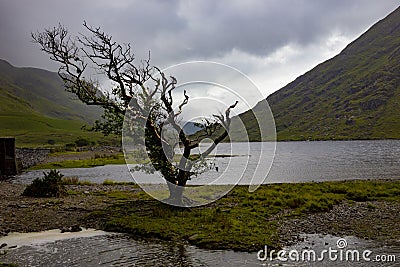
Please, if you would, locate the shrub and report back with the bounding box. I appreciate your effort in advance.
[346,190,370,202]
[47,139,56,145]
[75,138,90,147]
[103,179,117,185]
[65,143,77,151]
[22,170,66,197]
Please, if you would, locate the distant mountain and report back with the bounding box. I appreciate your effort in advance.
[0,59,113,147]
[240,6,400,141]
[182,121,203,135]
[0,59,100,122]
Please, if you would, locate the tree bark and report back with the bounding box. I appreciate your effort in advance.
[167,181,185,206]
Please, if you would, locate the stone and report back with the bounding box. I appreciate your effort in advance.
[188,234,199,241]
[70,225,82,232]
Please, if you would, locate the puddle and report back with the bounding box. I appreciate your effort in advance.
[0,229,109,249]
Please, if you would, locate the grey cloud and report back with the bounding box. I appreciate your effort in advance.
[163,0,398,59]
[0,0,398,70]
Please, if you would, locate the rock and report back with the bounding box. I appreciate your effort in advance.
[70,225,82,232]
[188,234,199,241]
[60,225,82,233]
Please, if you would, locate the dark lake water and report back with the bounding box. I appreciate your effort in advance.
[15,140,400,185]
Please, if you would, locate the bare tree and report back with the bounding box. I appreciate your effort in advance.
[32,22,237,205]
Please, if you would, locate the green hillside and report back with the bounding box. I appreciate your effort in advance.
[0,59,101,122]
[0,60,117,147]
[241,6,400,141]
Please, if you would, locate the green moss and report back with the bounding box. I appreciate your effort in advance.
[90,179,400,252]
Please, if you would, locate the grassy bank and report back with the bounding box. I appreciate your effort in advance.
[90,179,400,252]
[29,154,125,170]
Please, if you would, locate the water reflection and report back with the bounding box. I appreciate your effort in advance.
[1,232,399,266]
[1,233,259,267]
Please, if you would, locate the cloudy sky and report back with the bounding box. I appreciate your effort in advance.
[0,1,399,118]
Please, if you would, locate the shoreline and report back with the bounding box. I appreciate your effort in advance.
[1,179,399,253]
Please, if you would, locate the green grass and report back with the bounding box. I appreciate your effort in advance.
[102,179,136,186]
[90,179,400,252]
[0,113,119,148]
[61,176,94,185]
[0,60,119,147]
[29,154,125,170]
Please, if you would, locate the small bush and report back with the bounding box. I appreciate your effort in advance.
[65,143,77,151]
[47,139,56,145]
[75,137,90,147]
[346,190,370,202]
[22,170,66,197]
[103,179,117,185]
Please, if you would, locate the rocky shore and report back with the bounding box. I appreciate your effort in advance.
[1,180,399,250]
[0,181,137,237]
[278,200,400,247]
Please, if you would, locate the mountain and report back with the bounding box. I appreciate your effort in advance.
[240,6,400,141]
[0,59,100,122]
[0,59,117,147]
[182,121,203,135]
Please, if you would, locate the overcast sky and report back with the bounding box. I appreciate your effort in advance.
[0,1,398,118]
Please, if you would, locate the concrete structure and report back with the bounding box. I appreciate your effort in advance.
[0,137,18,176]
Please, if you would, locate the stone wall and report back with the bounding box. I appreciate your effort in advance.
[16,148,51,169]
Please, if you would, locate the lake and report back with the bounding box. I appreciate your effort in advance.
[15,140,400,184]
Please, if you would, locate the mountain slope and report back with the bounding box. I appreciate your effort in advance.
[243,6,400,141]
[0,60,117,147]
[0,59,100,122]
